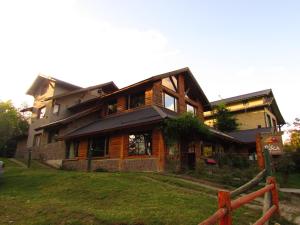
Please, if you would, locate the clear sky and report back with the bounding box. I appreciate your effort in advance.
[0,0,299,125]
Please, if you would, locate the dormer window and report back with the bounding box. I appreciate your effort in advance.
[38,106,46,119]
[162,76,178,92]
[128,92,145,109]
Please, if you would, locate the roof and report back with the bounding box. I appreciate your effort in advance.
[210,89,272,106]
[210,89,285,125]
[227,127,273,144]
[27,75,82,96]
[56,67,211,111]
[35,105,101,131]
[208,127,243,144]
[46,81,119,101]
[95,67,211,111]
[61,106,177,139]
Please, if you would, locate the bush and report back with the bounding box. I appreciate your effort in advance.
[218,153,250,169]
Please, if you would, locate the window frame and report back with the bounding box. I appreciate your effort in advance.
[66,140,79,159]
[52,103,60,115]
[163,92,178,112]
[33,134,42,147]
[48,129,59,144]
[89,136,109,158]
[107,100,117,115]
[128,132,152,156]
[128,92,145,109]
[186,103,197,116]
[38,106,46,119]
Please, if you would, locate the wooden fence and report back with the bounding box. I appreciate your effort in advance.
[198,149,280,225]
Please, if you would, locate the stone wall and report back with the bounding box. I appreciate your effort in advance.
[62,157,159,172]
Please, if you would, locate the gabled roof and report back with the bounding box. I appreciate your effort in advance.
[35,105,101,131]
[210,89,285,125]
[210,89,272,106]
[27,74,82,96]
[46,81,119,101]
[89,67,211,110]
[61,105,176,140]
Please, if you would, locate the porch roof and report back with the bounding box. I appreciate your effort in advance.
[61,106,177,139]
[227,127,273,144]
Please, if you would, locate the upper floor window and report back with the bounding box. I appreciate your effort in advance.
[107,100,117,115]
[38,106,46,119]
[163,92,178,112]
[128,132,152,156]
[53,103,60,115]
[162,76,178,92]
[186,103,196,116]
[128,92,145,109]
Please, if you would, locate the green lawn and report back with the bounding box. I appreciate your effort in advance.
[0,158,260,225]
[276,172,300,189]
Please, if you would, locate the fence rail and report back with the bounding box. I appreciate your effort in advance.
[198,176,279,225]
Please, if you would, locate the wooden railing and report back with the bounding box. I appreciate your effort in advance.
[198,149,280,225]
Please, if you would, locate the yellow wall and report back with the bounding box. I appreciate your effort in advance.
[204,97,279,130]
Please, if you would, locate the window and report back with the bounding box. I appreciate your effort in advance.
[168,142,179,156]
[186,103,196,116]
[66,140,79,159]
[128,92,145,109]
[107,100,117,115]
[128,132,152,156]
[162,76,178,92]
[38,106,46,119]
[48,129,59,143]
[163,93,178,112]
[33,134,42,147]
[89,136,109,157]
[53,103,60,114]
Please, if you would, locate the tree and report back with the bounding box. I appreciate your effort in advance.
[0,100,29,157]
[285,118,300,150]
[214,103,238,132]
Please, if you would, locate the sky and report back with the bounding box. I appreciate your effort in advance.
[0,0,299,127]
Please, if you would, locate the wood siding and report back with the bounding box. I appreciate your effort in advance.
[78,139,88,159]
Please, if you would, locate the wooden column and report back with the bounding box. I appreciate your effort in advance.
[158,130,165,171]
[177,74,186,113]
[256,133,265,169]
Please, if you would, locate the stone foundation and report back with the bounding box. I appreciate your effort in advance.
[62,157,159,172]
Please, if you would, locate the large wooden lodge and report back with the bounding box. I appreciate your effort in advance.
[16,68,282,171]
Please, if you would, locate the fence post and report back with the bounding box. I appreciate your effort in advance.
[267,177,280,216]
[263,149,272,176]
[218,190,232,225]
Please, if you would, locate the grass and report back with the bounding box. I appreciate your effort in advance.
[276,172,300,189]
[0,158,263,225]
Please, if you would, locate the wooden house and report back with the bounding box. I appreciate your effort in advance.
[17,68,245,171]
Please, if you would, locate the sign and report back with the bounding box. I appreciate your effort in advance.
[261,133,283,155]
